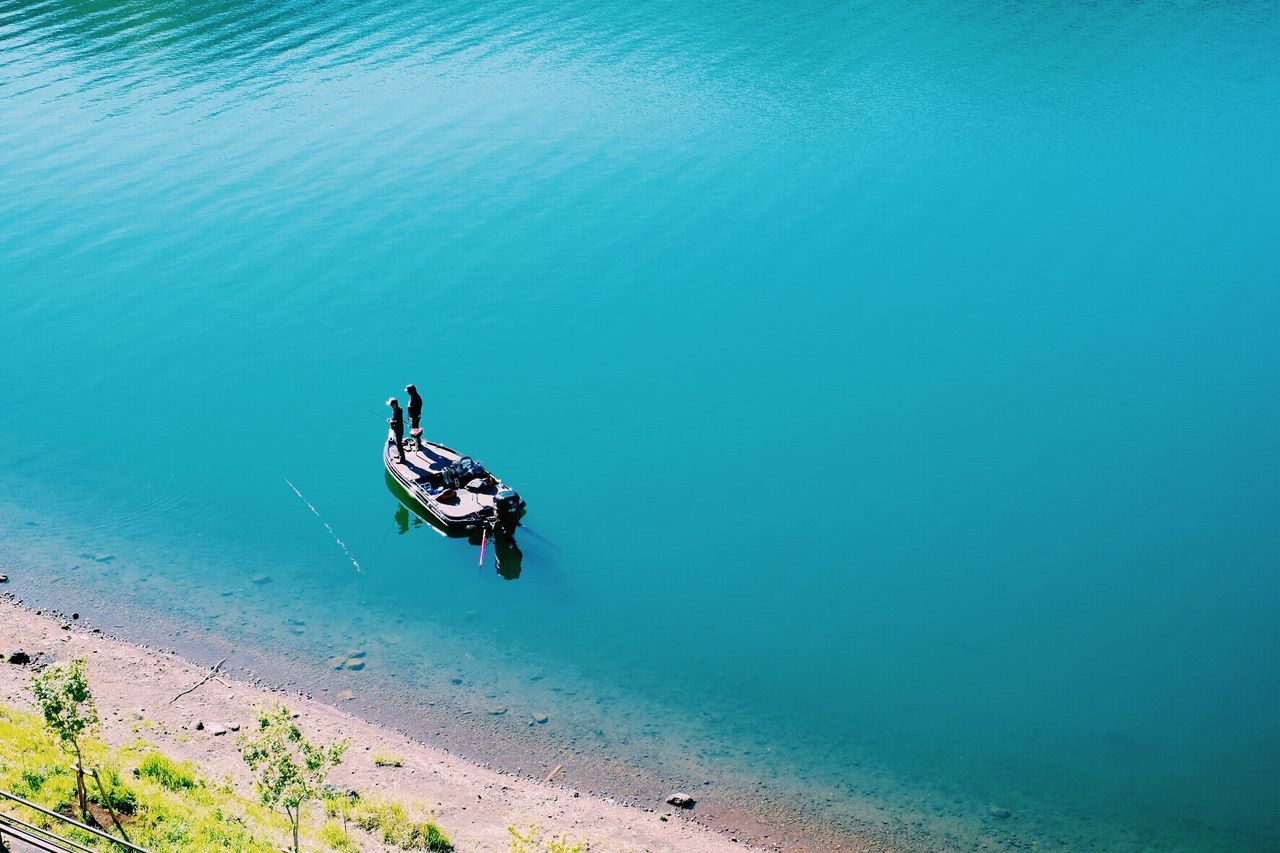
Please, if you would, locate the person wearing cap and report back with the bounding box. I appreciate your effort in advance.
[405,384,424,434]
[387,397,407,464]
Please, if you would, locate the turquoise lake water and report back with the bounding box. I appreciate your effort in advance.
[3,1,1279,848]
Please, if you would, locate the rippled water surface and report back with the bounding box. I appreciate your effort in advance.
[3,1,1279,849]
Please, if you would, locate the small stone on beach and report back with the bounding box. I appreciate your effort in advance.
[667,792,696,809]
[6,650,31,665]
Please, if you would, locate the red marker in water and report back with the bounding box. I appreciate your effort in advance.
[478,526,488,567]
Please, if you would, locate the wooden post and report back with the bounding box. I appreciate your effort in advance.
[83,765,131,842]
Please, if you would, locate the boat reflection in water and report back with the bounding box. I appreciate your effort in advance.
[385,472,523,579]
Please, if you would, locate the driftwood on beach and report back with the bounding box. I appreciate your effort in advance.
[169,657,227,704]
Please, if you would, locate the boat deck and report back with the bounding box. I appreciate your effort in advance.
[384,436,493,526]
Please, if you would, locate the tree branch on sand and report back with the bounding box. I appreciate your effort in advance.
[169,657,228,704]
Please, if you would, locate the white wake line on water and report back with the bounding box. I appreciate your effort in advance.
[285,478,363,574]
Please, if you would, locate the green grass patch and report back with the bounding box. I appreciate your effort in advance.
[137,751,198,791]
[3,697,462,853]
[372,751,405,767]
[326,794,452,850]
[0,703,285,852]
[321,819,360,851]
[508,825,587,853]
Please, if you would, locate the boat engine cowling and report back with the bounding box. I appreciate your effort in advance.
[495,489,525,530]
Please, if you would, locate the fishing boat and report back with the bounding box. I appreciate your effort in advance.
[383,471,525,580]
[383,430,526,534]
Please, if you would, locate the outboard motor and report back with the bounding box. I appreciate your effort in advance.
[495,488,525,531]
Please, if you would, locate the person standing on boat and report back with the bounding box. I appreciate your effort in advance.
[387,397,407,464]
[405,384,423,435]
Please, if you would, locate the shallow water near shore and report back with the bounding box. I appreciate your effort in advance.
[3,1,1280,849]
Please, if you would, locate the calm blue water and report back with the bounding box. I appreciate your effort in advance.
[3,0,1279,848]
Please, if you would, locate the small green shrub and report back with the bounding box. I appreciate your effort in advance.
[19,766,50,794]
[139,751,198,791]
[238,705,348,853]
[373,751,405,767]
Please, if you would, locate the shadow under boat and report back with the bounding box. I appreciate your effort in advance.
[384,471,523,580]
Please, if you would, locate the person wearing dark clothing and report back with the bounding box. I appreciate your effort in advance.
[405,384,423,432]
[387,397,406,464]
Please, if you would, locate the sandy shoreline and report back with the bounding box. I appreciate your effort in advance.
[2,595,891,852]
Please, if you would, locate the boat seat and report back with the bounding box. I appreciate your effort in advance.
[466,477,497,494]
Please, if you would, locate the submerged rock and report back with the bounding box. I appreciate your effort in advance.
[251,575,271,585]
[337,690,355,701]
[0,574,8,583]
[667,792,695,809]
[989,805,1011,819]
[532,712,550,724]
[486,706,507,716]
